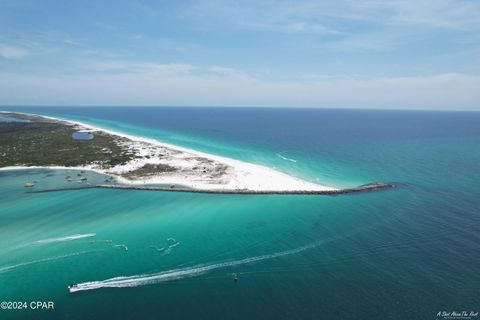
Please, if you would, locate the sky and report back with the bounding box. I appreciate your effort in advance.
[0,0,479,110]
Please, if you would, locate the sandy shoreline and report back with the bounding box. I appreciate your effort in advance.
[0,111,336,192]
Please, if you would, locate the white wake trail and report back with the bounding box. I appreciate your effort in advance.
[0,250,97,274]
[34,233,96,244]
[70,239,330,293]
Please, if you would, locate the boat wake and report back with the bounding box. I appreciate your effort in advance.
[69,237,334,293]
[34,233,96,245]
[113,244,129,251]
[276,152,297,163]
[0,250,97,274]
[151,238,181,255]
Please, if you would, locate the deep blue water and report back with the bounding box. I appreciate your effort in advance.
[0,107,479,320]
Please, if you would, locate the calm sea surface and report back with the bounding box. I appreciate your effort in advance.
[1,107,479,320]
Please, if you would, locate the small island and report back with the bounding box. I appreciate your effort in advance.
[0,111,393,194]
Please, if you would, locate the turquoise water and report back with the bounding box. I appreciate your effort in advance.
[0,107,479,319]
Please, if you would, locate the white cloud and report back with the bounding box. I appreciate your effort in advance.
[183,0,344,35]
[185,0,480,32]
[135,63,197,76]
[384,0,480,30]
[208,66,248,79]
[86,60,197,75]
[182,0,480,54]
[0,66,478,109]
[0,43,29,59]
[63,39,81,46]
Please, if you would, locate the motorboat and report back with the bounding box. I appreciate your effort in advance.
[67,284,79,293]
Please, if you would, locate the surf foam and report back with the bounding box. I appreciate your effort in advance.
[276,152,297,163]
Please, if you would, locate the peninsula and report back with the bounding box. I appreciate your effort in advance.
[0,111,340,192]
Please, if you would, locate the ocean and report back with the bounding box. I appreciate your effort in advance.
[0,107,479,320]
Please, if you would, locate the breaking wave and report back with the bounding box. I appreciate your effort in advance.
[276,152,297,163]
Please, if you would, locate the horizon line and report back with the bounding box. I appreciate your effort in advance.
[1,105,480,113]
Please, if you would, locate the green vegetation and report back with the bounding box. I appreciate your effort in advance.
[0,114,134,168]
[122,163,177,179]
[209,164,229,178]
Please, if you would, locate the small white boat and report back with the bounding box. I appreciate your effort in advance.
[67,284,79,293]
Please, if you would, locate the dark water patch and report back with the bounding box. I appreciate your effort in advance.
[0,113,30,123]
